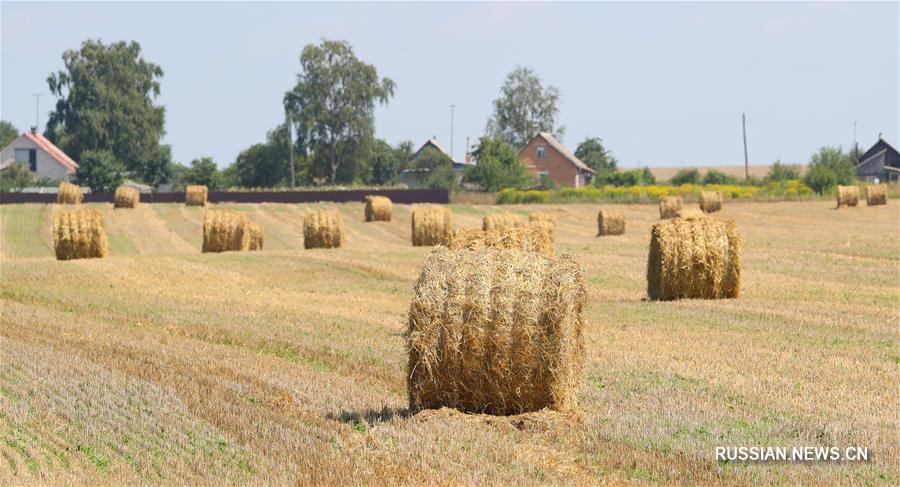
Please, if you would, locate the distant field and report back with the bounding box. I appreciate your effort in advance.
[0,201,898,485]
[647,164,808,181]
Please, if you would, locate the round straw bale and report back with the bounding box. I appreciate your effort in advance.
[675,208,706,219]
[866,184,887,206]
[658,196,682,219]
[483,212,525,232]
[699,191,722,213]
[56,181,83,204]
[52,208,108,260]
[443,226,554,256]
[528,211,557,229]
[836,185,859,208]
[114,186,140,209]
[304,208,344,249]
[647,217,741,300]
[202,210,250,253]
[185,185,208,206]
[407,247,586,415]
[249,222,264,250]
[364,195,392,222]
[412,205,453,246]
[597,210,625,236]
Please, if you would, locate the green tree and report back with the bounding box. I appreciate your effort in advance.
[765,160,802,181]
[598,168,656,187]
[702,169,737,185]
[670,168,701,185]
[464,137,533,192]
[408,146,457,190]
[284,39,394,184]
[370,139,413,185]
[0,163,34,192]
[802,146,855,194]
[45,40,170,185]
[0,120,18,148]
[231,125,293,188]
[803,164,838,194]
[574,137,618,176]
[186,157,223,190]
[486,66,564,148]
[75,149,125,192]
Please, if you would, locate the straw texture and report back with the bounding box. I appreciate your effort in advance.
[836,185,859,208]
[364,195,392,222]
[866,184,887,206]
[114,186,140,209]
[52,208,108,260]
[186,185,208,206]
[659,196,682,219]
[56,182,83,204]
[443,227,554,256]
[483,212,525,232]
[202,210,250,253]
[699,191,722,213]
[304,209,344,249]
[412,205,453,246]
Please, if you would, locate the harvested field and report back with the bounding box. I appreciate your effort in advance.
[0,200,898,485]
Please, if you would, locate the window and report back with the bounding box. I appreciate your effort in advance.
[536,144,546,159]
[15,149,37,171]
[538,171,549,178]
[14,149,29,163]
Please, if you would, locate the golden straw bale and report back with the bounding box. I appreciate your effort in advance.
[56,181,83,204]
[647,217,741,300]
[443,226,554,256]
[699,191,722,213]
[52,208,108,260]
[364,195,392,222]
[836,185,859,208]
[407,247,586,415]
[597,210,625,236]
[304,209,344,249]
[675,208,706,219]
[412,205,453,246]
[483,212,525,232]
[866,184,887,206]
[202,210,250,253]
[658,196,682,219]
[249,222,264,250]
[528,211,557,229]
[113,186,140,209]
[185,185,208,206]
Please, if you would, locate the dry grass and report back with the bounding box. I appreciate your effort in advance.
[836,185,859,208]
[483,212,524,232]
[700,191,722,213]
[114,186,140,209]
[365,195,392,222]
[1,200,898,485]
[56,181,83,204]
[443,226,554,256]
[304,208,344,249]
[659,195,682,219]
[51,208,108,260]
[185,185,208,206]
[597,210,626,236]
[202,209,250,253]
[411,205,453,246]
[866,184,887,206]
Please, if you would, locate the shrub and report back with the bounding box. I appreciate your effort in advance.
[670,168,701,185]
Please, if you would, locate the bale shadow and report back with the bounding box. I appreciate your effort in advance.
[327,405,411,425]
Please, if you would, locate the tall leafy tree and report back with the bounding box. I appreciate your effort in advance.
[464,136,533,192]
[370,139,413,185]
[186,157,223,190]
[45,39,170,185]
[574,137,618,176]
[284,40,395,184]
[76,149,125,192]
[803,146,855,194]
[765,160,802,181]
[486,66,564,148]
[0,120,18,148]
[231,125,293,188]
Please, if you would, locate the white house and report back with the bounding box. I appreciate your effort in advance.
[0,128,78,181]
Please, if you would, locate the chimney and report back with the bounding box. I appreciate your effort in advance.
[29,126,37,134]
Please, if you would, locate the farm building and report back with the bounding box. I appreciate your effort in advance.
[518,132,595,188]
[0,128,78,182]
[855,136,900,183]
[397,138,472,188]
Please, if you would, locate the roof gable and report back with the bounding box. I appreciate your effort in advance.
[858,138,899,167]
[520,132,595,173]
[16,132,79,172]
[412,139,461,164]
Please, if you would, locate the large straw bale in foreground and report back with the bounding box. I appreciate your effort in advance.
[659,196,682,219]
[202,210,250,253]
[304,209,344,249]
[249,222,264,250]
[52,209,108,260]
[699,191,722,213]
[836,185,859,208]
[597,210,625,236]
[407,247,586,415]
[866,184,887,206]
[186,185,208,206]
[364,195,392,222]
[412,205,453,246]
[56,181,83,204]
[114,186,140,209]
[483,212,525,232]
[443,226,554,256]
[647,216,741,300]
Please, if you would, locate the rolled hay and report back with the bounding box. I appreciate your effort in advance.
[303,208,344,249]
[56,181,83,204]
[412,205,453,246]
[866,184,887,206]
[675,208,706,219]
[113,186,140,209]
[406,247,586,415]
[836,185,859,208]
[483,212,525,232]
[364,195,392,222]
[528,211,557,229]
[699,191,722,213]
[249,222,264,250]
[658,196,682,219]
[647,217,741,300]
[52,209,108,260]
[185,185,208,206]
[202,210,250,253]
[443,226,554,256]
[597,210,625,236]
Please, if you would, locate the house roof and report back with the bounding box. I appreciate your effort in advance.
[412,138,463,165]
[857,137,899,167]
[523,132,595,173]
[22,132,79,172]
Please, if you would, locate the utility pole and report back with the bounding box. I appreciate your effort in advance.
[449,104,456,159]
[853,120,858,162]
[742,113,749,180]
[32,93,41,130]
[286,110,295,189]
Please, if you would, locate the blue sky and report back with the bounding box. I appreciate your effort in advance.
[2,1,897,169]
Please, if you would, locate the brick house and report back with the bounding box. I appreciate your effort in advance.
[517,132,594,187]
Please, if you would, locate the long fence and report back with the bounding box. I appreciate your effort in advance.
[0,188,449,205]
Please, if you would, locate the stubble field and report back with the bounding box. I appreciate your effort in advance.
[0,200,897,485]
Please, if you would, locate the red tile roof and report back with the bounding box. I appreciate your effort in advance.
[24,132,78,173]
